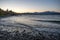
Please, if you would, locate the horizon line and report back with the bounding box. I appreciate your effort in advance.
[0,8,60,13]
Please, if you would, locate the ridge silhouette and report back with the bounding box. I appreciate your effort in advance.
[0,8,60,16]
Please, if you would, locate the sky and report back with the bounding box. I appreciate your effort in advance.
[0,0,60,13]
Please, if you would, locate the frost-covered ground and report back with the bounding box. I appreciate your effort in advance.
[0,15,60,40]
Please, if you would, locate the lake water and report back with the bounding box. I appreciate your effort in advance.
[0,15,60,33]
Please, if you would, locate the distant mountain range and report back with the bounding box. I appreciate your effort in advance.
[0,8,60,16]
[21,11,60,15]
[37,11,60,15]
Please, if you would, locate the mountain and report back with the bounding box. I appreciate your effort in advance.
[19,11,60,15]
[18,11,60,15]
[38,11,60,15]
[0,8,60,16]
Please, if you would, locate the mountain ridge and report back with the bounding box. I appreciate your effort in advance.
[0,8,60,16]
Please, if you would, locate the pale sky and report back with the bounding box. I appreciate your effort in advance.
[0,0,60,13]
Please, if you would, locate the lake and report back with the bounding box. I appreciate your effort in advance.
[0,15,60,33]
